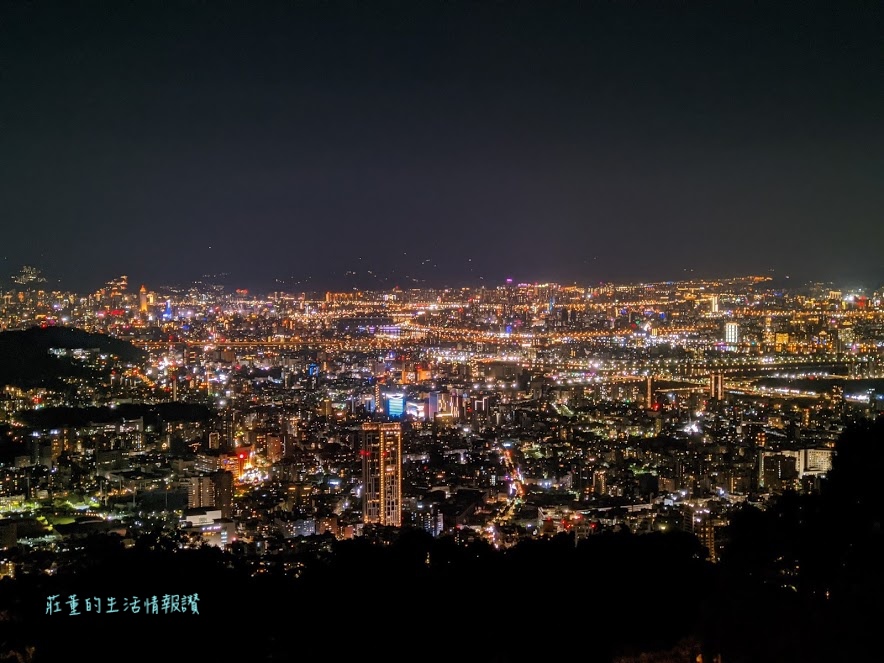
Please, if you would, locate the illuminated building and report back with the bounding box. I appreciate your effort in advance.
[386,393,405,418]
[186,471,232,517]
[758,452,799,492]
[360,422,402,527]
[415,504,444,536]
[373,378,384,413]
[180,508,235,548]
[592,469,607,496]
[803,447,833,474]
[316,515,339,536]
[775,332,790,350]
[724,321,740,346]
[266,434,283,462]
[763,315,775,346]
[11,265,46,287]
[170,366,178,402]
[187,475,214,509]
[221,450,248,480]
[195,451,221,473]
[838,324,855,353]
[428,391,440,419]
[684,507,726,562]
[139,284,148,313]
[709,373,724,400]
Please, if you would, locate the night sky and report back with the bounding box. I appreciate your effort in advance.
[2,1,882,293]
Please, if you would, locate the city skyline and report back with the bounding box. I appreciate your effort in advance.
[2,1,883,292]
[2,262,884,299]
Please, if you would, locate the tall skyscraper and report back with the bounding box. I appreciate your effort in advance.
[360,422,402,527]
[139,284,148,314]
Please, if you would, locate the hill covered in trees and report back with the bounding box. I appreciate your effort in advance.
[12,402,213,429]
[0,326,146,390]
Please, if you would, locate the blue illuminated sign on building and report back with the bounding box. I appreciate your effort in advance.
[387,395,405,418]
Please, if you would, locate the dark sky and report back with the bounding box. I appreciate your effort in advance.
[2,0,883,293]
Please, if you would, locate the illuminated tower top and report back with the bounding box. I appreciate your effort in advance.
[11,265,46,286]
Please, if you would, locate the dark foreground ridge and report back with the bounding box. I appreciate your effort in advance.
[2,418,883,662]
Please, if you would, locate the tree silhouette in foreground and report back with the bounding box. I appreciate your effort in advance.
[713,415,884,663]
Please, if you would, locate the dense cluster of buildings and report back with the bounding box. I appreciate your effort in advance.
[1,268,883,573]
